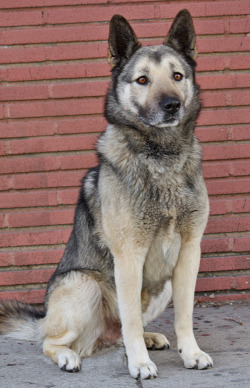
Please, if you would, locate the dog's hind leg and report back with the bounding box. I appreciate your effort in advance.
[142,280,172,350]
[144,332,170,350]
[41,271,105,372]
[43,332,82,372]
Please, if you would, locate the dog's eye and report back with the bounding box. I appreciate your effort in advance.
[173,72,183,81]
[136,76,148,85]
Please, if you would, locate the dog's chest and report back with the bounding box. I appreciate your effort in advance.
[143,220,181,284]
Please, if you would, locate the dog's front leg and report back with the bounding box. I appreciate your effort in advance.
[114,252,157,379]
[172,238,213,370]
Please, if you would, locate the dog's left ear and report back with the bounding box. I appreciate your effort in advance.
[164,9,197,62]
[108,15,141,68]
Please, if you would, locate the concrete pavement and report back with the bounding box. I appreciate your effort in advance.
[0,302,249,388]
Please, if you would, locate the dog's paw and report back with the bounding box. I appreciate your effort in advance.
[58,349,81,373]
[180,347,213,370]
[144,332,170,350]
[128,359,158,379]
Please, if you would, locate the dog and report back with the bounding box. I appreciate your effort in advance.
[0,9,213,379]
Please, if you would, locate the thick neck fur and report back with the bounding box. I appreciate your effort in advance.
[100,68,202,204]
[103,82,201,166]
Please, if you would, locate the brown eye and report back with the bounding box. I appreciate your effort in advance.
[136,76,148,85]
[173,72,183,81]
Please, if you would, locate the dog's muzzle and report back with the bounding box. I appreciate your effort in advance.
[160,96,181,115]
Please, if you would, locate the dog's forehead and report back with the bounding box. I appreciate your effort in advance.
[132,46,189,74]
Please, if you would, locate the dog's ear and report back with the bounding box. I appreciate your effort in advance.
[164,9,197,61]
[108,15,141,68]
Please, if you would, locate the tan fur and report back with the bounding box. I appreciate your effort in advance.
[144,332,170,349]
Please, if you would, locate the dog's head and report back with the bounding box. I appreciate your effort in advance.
[106,10,199,130]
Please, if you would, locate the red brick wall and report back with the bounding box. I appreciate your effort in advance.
[0,0,250,304]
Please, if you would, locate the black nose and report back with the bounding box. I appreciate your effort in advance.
[161,96,181,114]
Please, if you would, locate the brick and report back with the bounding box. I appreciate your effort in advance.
[203,160,250,179]
[197,108,250,126]
[1,170,85,191]
[196,125,250,142]
[232,197,250,214]
[51,80,108,99]
[1,1,250,20]
[0,249,63,267]
[3,134,98,156]
[57,188,79,205]
[197,36,250,54]
[206,216,250,234]
[0,1,108,9]
[0,24,109,44]
[196,127,228,142]
[209,198,229,216]
[234,236,250,252]
[0,84,49,102]
[0,213,5,228]
[196,276,234,292]
[0,104,5,119]
[42,2,250,25]
[0,268,54,286]
[198,73,250,90]
[195,293,250,303]
[0,42,108,64]
[197,54,250,72]
[0,62,110,82]
[0,252,12,267]
[60,153,98,170]
[0,176,12,191]
[7,208,74,228]
[206,177,250,196]
[227,126,250,141]
[201,90,250,108]
[58,117,106,134]
[0,228,71,248]
[229,17,250,33]
[201,237,232,254]
[0,155,60,174]
[0,19,229,45]
[203,144,250,162]
[0,190,58,209]
[0,289,46,304]
[7,98,104,119]
[12,209,68,229]
[236,275,250,290]
[0,120,58,138]
[0,9,42,27]
[199,256,250,272]
[2,16,241,42]
[0,117,106,138]
[0,188,79,209]
[0,153,97,174]
[210,197,250,215]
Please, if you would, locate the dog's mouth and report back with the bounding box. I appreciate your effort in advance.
[138,101,185,129]
[138,111,183,129]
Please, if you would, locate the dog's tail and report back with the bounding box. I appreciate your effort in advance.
[0,300,45,342]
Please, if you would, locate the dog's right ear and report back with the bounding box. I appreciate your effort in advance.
[108,15,141,68]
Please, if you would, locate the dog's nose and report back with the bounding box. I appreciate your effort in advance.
[161,97,181,114]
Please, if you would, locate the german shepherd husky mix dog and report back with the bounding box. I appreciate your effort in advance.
[0,10,213,379]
